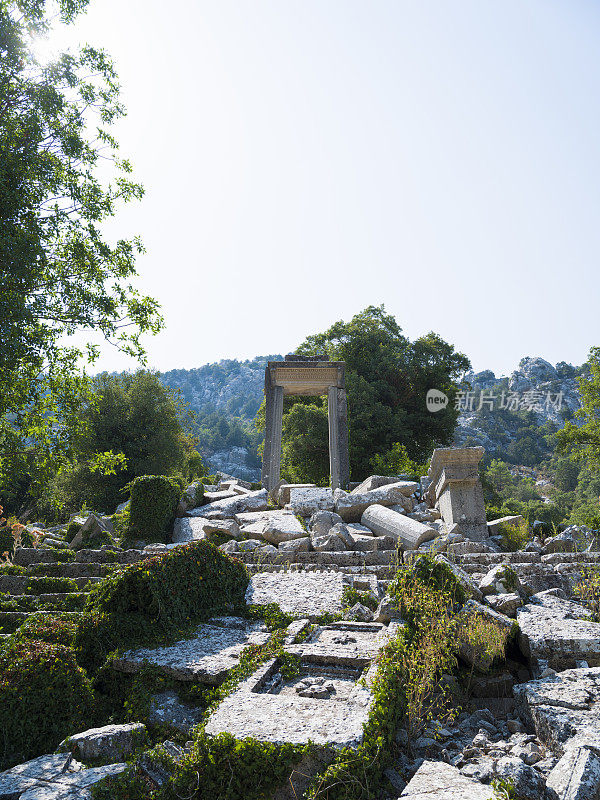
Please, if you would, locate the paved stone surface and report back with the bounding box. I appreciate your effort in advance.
[514,666,600,755]
[245,572,346,618]
[399,760,494,798]
[517,593,600,671]
[112,620,270,682]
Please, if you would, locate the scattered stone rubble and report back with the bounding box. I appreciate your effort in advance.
[5,448,600,799]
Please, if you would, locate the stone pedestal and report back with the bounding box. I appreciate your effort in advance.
[427,447,488,541]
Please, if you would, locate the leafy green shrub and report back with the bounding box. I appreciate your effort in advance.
[341,586,378,611]
[75,541,248,672]
[185,451,205,481]
[0,527,14,558]
[66,520,81,540]
[457,610,512,673]
[388,554,466,625]
[128,475,182,543]
[245,603,295,631]
[575,565,600,621]
[94,735,310,800]
[569,499,600,530]
[25,576,79,595]
[371,443,428,480]
[0,638,95,769]
[496,520,530,552]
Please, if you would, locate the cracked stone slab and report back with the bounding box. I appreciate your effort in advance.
[514,666,600,755]
[58,723,145,762]
[0,756,126,800]
[517,593,600,671]
[245,572,347,618]
[112,621,270,682]
[188,490,269,519]
[399,760,494,798]
[547,745,600,800]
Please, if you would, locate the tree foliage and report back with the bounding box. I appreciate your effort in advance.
[556,347,600,465]
[39,371,197,516]
[262,306,470,483]
[0,0,161,505]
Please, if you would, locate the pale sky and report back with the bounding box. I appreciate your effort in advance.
[43,0,599,377]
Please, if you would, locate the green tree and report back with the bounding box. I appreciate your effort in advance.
[0,0,161,507]
[40,371,197,516]
[556,347,600,465]
[259,307,470,484]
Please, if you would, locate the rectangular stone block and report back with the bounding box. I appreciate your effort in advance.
[334,483,418,522]
[288,487,335,517]
[400,760,494,798]
[245,572,346,618]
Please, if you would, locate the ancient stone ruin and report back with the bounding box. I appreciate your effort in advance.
[261,355,350,490]
[3,437,600,799]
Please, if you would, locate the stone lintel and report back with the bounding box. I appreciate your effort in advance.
[267,361,346,396]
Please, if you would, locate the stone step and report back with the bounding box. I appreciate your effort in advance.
[26,562,117,578]
[542,552,600,564]
[237,549,399,568]
[2,591,87,603]
[0,575,100,594]
[13,546,149,567]
[244,563,396,580]
[452,552,542,566]
[74,548,149,564]
[0,610,81,633]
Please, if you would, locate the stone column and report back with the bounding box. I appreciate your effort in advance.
[261,384,284,491]
[328,387,350,490]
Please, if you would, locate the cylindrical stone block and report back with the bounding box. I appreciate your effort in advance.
[361,504,437,551]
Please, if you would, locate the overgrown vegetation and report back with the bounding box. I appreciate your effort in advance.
[0,0,162,515]
[127,475,182,543]
[0,638,95,769]
[75,541,248,672]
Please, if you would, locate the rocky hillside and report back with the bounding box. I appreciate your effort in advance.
[454,357,585,464]
[159,355,585,478]
[160,356,282,481]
